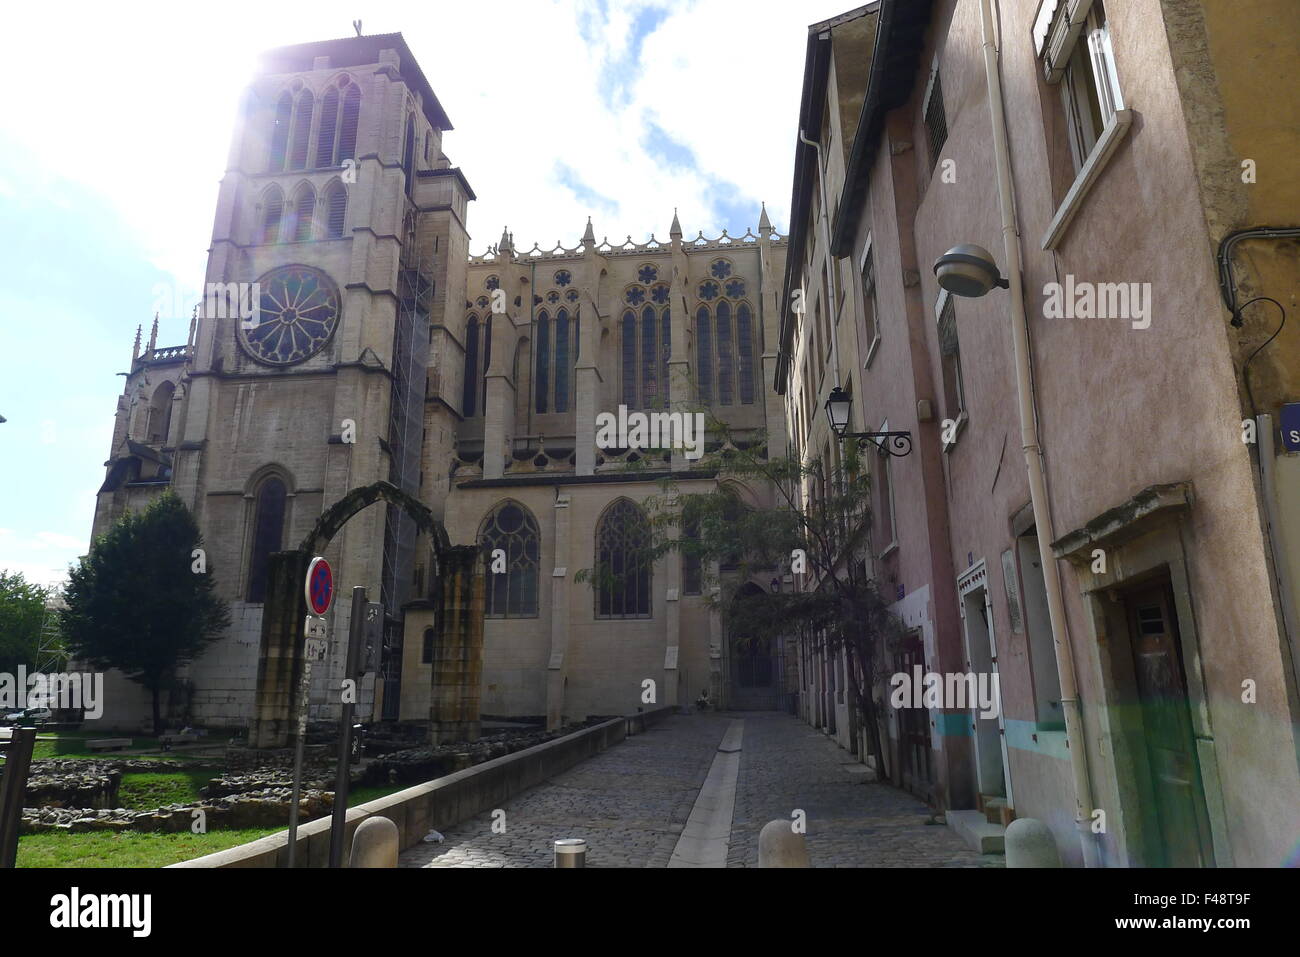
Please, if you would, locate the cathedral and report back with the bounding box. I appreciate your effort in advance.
[91,32,791,733]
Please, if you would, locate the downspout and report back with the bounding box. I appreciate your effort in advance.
[798,129,842,389]
[978,0,1100,867]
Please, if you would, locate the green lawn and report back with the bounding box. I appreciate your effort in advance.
[118,767,223,809]
[17,778,410,867]
[16,828,283,868]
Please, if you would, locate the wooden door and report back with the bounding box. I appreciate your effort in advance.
[1126,585,1214,867]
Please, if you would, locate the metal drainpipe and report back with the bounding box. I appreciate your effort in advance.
[798,129,841,391]
[978,0,1100,867]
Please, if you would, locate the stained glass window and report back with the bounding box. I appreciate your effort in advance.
[716,300,734,405]
[710,259,732,279]
[555,309,570,414]
[737,302,755,405]
[626,286,646,306]
[555,270,572,287]
[698,281,719,301]
[638,264,658,284]
[697,305,713,405]
[243,265,340,365]
[481,501,540,618]
[595,499,652,619]
[536,311,550,413]
[485,275,500,291]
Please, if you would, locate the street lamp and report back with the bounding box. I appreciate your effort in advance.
[933,244,1008,298]
[824,386,913,457]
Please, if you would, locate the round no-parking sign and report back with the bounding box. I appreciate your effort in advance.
[305,557,334,615]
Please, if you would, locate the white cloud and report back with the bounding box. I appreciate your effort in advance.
[2,0,855,281]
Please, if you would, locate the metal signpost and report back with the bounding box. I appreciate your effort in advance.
[287,557,333,868]
[328,586,369,868]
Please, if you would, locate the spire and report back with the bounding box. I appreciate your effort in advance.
[147,313,159,353]
[188,303,199,351]
[669,208,682,240]
[758,201,772,234]
[132,324,142,362]
[498,226,513,256]
[582,216,595,246]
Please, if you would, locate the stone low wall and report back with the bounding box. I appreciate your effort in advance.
[169,706,676,868]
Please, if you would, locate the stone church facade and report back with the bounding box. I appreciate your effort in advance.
[90,32,790,732]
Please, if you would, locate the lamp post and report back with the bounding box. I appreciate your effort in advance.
[823,387,913,457]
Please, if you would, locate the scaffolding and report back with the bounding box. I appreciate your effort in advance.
[34,590,68,676]
[378,218,433,719]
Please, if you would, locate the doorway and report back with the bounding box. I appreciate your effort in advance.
[894,631,933,801]
[959,567,1011,805]
[1122,582,1215,867]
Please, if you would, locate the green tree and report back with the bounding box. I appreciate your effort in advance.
[0,570,51,674]
[61,493,230,733]
[589,415,905,780]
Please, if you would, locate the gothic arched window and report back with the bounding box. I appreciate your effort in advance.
[324,181,347,238]
[697,305,713,404]
[260,186,284,244]
[288,89,314,171]
[289,183,315,242]
[267,91,293,172]
[594,499,652,619]
[422,627,436,664]
[554,308,571,413]
[535,306,577,414]
[480,501,540,618]
[463,316,480,417]
[737,302,755,404]
[535,310,550,413]
[695,277,755,407]
[147,381,175,445]
[246,476,287,603]
[338,82,361,163]
[314,76,359,168]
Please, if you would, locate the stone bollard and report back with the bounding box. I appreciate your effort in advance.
[1004,818,1061,867]
[349,816,399,868]
[758,819,810,867]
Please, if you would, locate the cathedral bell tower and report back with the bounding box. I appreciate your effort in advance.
[106,33,474,726]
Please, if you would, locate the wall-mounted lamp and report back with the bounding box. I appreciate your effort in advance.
[824,387,913,457]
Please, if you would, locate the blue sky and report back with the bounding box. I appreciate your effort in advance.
[0,0,858,586]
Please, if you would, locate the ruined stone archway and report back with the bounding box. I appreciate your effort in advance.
[250,481,480,748]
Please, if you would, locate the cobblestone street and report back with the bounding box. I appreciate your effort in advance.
[401,712,1001,868]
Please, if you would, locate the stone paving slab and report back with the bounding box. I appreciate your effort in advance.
[401,713,727,868]
[400,710,1001,868]
[727,713,1002,868]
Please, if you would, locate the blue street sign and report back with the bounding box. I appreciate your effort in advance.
[1280,403,1300,453]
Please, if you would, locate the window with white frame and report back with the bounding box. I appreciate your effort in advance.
[936,290,966,427]
[1037,0,1124,173]
[860,246,879,358]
